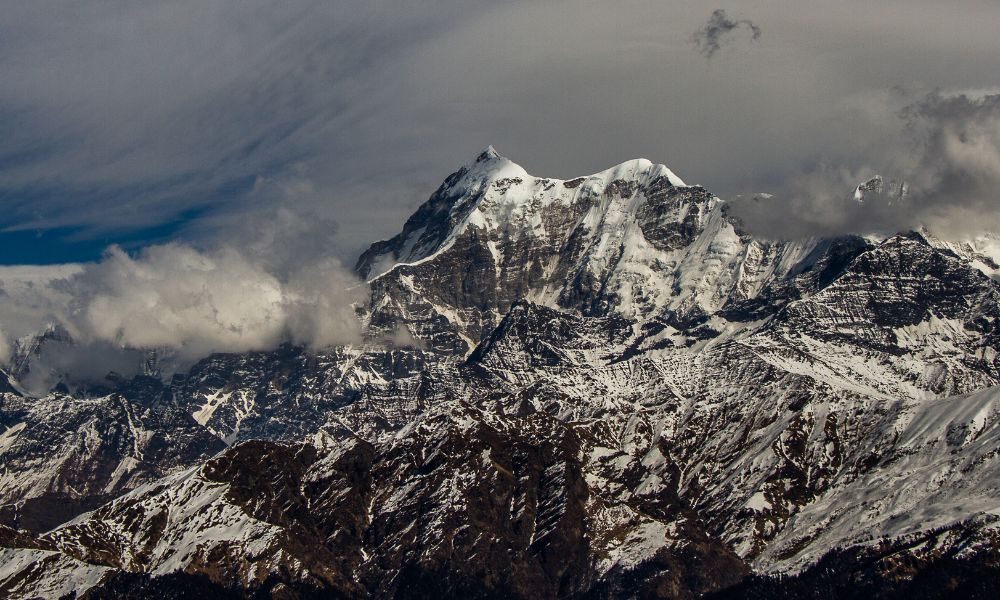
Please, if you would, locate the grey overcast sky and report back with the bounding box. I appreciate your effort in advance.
[3,0,1000,262]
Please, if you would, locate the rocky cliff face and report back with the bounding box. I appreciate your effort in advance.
[3,149,1000,598]
[0,386,224,533]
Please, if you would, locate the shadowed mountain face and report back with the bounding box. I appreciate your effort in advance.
[3,149,1000,599]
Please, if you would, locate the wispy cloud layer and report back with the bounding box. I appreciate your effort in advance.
[3,1,1000,259]
[0,0,501,255]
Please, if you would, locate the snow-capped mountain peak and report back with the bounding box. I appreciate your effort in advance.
[853,174,908,204]
[356,151,694,286]
[354,151,733,351]
[355,151,882,355]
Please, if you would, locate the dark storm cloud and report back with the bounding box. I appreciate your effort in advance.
[691,9,761,59]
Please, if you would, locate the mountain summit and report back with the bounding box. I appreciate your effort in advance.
[357,147,687,280]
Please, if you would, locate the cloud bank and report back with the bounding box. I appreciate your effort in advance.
[74,243,363,357]
[731,90,1000,240]
[0,209,367,392]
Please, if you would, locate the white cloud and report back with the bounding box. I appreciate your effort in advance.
[0,238,366,390]
[78,242,364,354]
[79,245,285,353]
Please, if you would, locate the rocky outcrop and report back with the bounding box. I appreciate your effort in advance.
[3,404,746,599]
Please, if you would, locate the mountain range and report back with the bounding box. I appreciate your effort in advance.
[2,147,1000,599]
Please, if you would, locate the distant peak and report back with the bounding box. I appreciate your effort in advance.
[853,175,884,202]
[853,174,908,204]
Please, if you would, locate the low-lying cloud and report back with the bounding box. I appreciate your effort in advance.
[74,243,363,356]
[691,9,761,59]
[731,90,1000,240]
[0,210,368,392]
